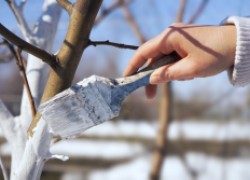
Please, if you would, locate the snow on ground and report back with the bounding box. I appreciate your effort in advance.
[50,140,145,159]
[1,120,250,180]
[0,139,145,159]
[169,120,250,141]
[1,120,249,158]
[88,153,250,180]
[84,120,157,139]
[84,120,250,141]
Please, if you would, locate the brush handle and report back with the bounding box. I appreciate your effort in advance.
[115,51,181,89]
[110,52,181,110]
[136,51,181,73]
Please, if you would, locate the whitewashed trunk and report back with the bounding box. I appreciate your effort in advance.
[6,0,62,179]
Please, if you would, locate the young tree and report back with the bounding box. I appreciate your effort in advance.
[0,0,102,179]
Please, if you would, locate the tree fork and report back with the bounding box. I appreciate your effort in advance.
[28,0,103,135]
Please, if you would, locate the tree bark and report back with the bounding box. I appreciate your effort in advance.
[149,0,186,179]
[29,0,103,134]
[150,84,172,180]
[12,1,102,179]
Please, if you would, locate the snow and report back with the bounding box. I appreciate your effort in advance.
[85,120,250,141]
[168,120,250,141]
[88,154,250,180]
[58,120,250,180]
[84,120,157,139]
[50,140,145,159]
[161,156,192,180]
[185,152,207,173]
[1,119,250,180]
[89,156,151,180]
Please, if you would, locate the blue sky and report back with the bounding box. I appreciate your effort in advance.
[1,0,250,110]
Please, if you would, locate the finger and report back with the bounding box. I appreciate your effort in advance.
[123,34,174,76]
[145,84,157,99]
[150,56,197,84]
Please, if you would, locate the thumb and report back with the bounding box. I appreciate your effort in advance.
[150,56,196,84]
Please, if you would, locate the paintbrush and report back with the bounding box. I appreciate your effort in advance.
[39,52,180,138]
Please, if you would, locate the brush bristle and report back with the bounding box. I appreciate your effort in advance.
[39,75,119,138]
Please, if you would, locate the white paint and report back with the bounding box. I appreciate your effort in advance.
[50,140,144,159]
[14,0,62,178]
[0,0,62,179]
[42,15,52,23]
[40,75,118,138]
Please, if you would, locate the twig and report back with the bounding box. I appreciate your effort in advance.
[4,40,37,118]
[16,48,37,118]
[88,39,138,50]
[188,0,208,24]
[0,23,58,69]
[95,0,132,26]
[0,156,8,180]
[175,0,187,22]
[121,2,146,43]
[5,0,31,40]
[56,0,73,15]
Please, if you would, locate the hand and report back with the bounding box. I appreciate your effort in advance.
[123,23,236,98]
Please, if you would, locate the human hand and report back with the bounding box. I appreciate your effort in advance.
[123,23,236,98]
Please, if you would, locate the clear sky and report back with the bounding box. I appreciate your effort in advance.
[1,0,250,112]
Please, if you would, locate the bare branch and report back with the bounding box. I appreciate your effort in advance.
[0,156,8,180]
[88,39,138,50]
[56,0,73,15]
[5,0,31,39]
[95,0,132,26]
[4,40,37,118]
[0,23,58,69]
[188,0,208,24]
[121,3,146,43]
[175,0,187,22]
[16,48,37,118]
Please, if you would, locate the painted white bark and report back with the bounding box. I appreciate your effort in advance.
[20,0,61,134]
[0,0,62,179]
[13,0,61,179]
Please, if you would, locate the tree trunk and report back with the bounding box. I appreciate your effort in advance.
[150,83,172,180]
[0,0,102,179]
